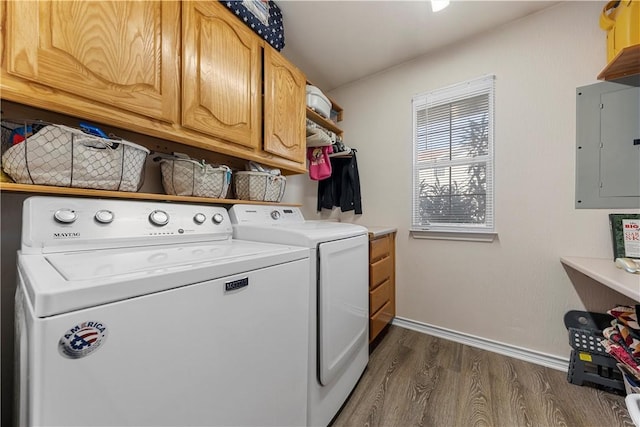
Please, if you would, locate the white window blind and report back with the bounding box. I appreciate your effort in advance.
[411,75,495,233]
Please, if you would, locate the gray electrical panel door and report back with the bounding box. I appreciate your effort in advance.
[600,89,640,198]
[575,81,640,209]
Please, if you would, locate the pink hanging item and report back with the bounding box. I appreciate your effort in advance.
[307,145,333,180]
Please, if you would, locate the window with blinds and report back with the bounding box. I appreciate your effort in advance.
[411,75,495,233]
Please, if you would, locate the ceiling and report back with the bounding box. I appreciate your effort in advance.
[278,0,560,91]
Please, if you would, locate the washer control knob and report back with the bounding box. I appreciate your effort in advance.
[212,213,224,224]
[149,210,169,226]
[54,209,77,224]
[193,213,206,224]
[95,210,114,224]
[270,210,281,220]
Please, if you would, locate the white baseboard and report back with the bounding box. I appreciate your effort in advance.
[392,316,569,372]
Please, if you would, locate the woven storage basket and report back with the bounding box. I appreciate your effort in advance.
[234,171,286,202]
[159,158,231,198]
[1,122,148,191]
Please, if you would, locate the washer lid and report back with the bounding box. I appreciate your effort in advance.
[19,239,309,317]
[45,242,265,281]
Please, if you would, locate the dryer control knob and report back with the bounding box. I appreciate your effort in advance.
[212,213,224,224]
[193,213,206,224]
[54,209,77,224]
[95,210,114,224]
[270,210,281,220]
[149,210,169,226]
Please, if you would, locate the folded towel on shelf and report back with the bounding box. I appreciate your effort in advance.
[306,127,333,147]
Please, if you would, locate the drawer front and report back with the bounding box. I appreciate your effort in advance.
[370,255,392,288]
[369,235,391,262]
[369,279,391,314]
[370,301,393,342]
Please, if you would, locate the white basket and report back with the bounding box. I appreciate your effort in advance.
[160,158,231,198]
[234,171,286,202]
[1,123,148,191]
[306,85,331,119]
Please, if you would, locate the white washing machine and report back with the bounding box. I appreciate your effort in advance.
[229,205,369,427]
[15,196,311,427]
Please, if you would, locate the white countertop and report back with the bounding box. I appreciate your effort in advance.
[560,256,640,302]
[365,226,397,238]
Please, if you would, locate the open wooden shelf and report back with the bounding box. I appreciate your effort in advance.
[598,44,640,81]
[306,107,343,136]
[0,182,300,206]
[305,81,344,140]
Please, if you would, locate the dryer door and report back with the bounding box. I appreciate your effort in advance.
[318,234,369,385]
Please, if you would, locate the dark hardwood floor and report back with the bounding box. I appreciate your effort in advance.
[332,325,633,427]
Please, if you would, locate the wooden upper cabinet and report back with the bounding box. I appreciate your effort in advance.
[263,47,306,164]
[1,0,307,176]
[182,2,261,151]
[4,1,180,123]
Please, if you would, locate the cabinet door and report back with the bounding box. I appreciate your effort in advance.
[263,48,306,164]
[182,2,261,150]
[4,1,180,123]
[600,87,640,197]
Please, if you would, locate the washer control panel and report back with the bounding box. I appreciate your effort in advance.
[22,196,233,253]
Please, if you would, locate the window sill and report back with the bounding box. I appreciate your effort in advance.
[410,230,497,242]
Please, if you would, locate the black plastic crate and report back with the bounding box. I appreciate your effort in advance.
[564,310,624,392]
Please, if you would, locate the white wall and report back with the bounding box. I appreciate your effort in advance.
[2,5,637,423]
[285,1,638,359]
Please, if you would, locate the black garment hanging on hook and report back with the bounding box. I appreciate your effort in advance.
[317,149,362,214]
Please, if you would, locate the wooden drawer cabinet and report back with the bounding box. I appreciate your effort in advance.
[368,231,396,343]
[370,235,391,262]
[370,301,394,343]
[370,256,392,288]
[370,279,391,314]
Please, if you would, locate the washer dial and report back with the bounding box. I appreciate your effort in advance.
[95,210,114,224]
[193,213,206,224]
[149,210,169,226]
[212,213,224,224]
[54,209,77,224]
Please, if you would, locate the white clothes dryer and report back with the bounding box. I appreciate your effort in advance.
[15,196,310,427]
[229,205,369,427]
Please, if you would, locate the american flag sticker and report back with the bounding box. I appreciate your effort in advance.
[59,321,108,359]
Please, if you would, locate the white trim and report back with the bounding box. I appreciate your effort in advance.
[410,230,497,242]
[392,316,569,372]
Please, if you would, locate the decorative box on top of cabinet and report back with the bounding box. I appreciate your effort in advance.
[0,0,307,177]
[368,229,397,344]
